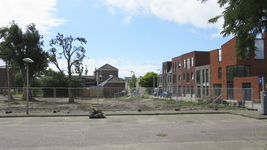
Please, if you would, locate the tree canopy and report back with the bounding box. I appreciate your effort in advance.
[49,33,87,103]
[40,68,82,88]
[138,72,158,87]
[129,74,137,88]
[0,21,49,100]
[202,0,267,59]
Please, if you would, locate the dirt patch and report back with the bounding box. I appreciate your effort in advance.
[0,96,242,113]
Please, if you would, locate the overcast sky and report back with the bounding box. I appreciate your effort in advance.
[0,0,232,78]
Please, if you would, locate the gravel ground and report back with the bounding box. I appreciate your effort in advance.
[0,96,247,114]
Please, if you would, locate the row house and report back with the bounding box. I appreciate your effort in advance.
[158,33,266,101]
[158,61,172,92]
[172,51,210,97]
[210,33,267,101]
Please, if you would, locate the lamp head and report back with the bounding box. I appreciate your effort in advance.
[23,58,34,63]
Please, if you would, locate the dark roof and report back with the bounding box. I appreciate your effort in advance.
[95,63,118,72]
[72,75,95,79]
[99,76,125,86]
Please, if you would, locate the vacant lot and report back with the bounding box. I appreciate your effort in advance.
[0,95,246,113]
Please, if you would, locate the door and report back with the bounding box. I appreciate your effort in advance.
[197,86,201,98]
[242,83,251,101]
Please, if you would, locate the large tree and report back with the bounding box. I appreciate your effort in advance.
[129,74,137,88]
[0,21,49,100]
[201,0,267,59]
[138,72,158,87]
[49,33,87,103]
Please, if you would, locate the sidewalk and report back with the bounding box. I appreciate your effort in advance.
[1,109,267,120]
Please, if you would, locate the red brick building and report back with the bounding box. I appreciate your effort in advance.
[210,34,267,101]
[172,51,210,97]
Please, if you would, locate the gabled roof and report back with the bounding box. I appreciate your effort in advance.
[95,63,118,72]
[99,76,125,86]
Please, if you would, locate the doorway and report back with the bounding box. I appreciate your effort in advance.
[242,83,251,101]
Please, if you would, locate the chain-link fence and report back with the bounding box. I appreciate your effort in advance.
[0,86,255,114]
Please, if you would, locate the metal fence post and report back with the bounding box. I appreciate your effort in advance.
[252,88,254,109]
[53,88,56,113]
[221,88,223,104]
[97,87,99,110]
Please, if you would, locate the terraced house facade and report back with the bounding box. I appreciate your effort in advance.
[158,33,267,101]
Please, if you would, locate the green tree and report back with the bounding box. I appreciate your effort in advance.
[49,33,87,103]
[138,72,158,87]
[0,21,49,100]
[129,74,137,88]
[201,0,267,59]
[40,68,82,87]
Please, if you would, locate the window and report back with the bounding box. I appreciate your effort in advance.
[187,58,190,70]
[203,86,205,96]
[187,86,190,94]
[172,63,174,73]
[213,84,222,97]
[187,72,190,83]
[218,49,222,62]
[178,86,181,96]
[191,72,194,80]
[202,70,205,83]
[206,86,209,96]
[173,74,177,84]
[183,73,185,80]
[255,39,264,59]
[206,69,209,82]
[196,70,200,84]
[191,57,193,67]
[178,63,181,69]
[183,59,186,68]
[178,75,181,81]
[173,86,177,94]
[175,63,177,72]
[218,67,222,79]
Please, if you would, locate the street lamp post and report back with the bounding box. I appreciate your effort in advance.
[23,58,34,115]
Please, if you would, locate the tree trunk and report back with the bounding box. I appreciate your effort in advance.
[67,64,74,103]
[68,88,74,103]
[20,67,33,101]
[6,61,14,100]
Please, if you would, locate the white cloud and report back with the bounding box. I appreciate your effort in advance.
[108,6,115,14]
[190,29,196,33]
[99,0,224,35]
[0,59,5,66]
[0,0,66,35]
[91,3,100,8]
[123,16,132,25]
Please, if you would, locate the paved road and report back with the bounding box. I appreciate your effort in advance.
[0,114,267,150]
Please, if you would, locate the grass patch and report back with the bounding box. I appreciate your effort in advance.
[178,101,206,105]
[156,133,168,137]
[12,93,23,97]
[140,95,149,99]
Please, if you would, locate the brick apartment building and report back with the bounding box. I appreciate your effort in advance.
[158,61,172,91]
[172,51,210,97]
[210,33,267,101]
[94,63,119,85]
[0,66,18,88]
